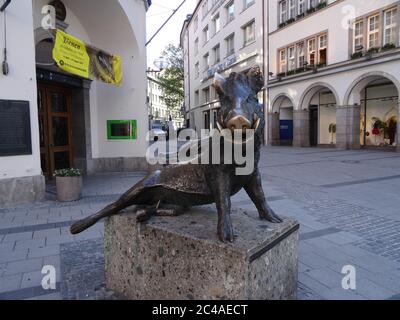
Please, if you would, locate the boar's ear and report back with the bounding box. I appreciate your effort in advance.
[213,73,226,96]
[247,66,264,94]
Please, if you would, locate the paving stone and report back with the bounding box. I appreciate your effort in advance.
[33,229,61,239]
[353,278,396,300]
[4,258,43,276]
[304,267,344,289]
[21,271,45,289]
[46,235,75,246]
[300,251,336,269]
[28,245,60,259]
[0,274,22,293]
[15,239,46,251]
[3,232,33,243]
[0,249,28,263]
[320,287,366,300]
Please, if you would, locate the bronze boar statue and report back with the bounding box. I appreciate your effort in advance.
[70,66,282,242]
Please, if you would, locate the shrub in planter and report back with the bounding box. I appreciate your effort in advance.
[367,47,380,54]
[287,18,295,24]
[307,7,316,14]
[316,63,326,68]
[382,43,396,51]
[317,2,327,10]
[54,168,83,202]
[277,72,286,78]
[351,51,363,59]
[297,13,305,19]
[278,22,287,28]
[287,69,296,76]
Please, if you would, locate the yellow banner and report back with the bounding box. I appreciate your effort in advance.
[52,30,123,86]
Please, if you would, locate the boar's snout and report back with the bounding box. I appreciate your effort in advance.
[225,112,252,131]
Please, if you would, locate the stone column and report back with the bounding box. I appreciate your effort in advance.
[293,110,310,147]
[267,113,280,146]
[336,105,361,150]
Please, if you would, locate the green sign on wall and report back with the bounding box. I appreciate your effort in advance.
[107,120,137,140]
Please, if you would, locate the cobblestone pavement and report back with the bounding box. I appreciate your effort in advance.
[1,147,400,300]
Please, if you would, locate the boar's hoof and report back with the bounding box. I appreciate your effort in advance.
[260,208,283,223]
[218,215,235,243]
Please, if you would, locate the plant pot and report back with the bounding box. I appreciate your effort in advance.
[56,176,83,202]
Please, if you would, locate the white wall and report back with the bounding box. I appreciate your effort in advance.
[0,0,42,180]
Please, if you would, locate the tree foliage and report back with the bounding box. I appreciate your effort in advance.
[157,44,184,118]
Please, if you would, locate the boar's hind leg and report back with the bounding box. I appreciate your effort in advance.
[244,170,283,223]
[136,205,186,222]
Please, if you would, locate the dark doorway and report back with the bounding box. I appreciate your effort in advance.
[309,105,318,146]
[37,83,74,179]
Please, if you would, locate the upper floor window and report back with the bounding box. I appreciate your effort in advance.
[298,0,306,15]
[194,16,198,32]
[202,0,209,18]
[352,7,398,55]
[213,14,221,35]
[195,90,200,106]
[226,1,235,23]
[195,62,200,78]
[368,14,380,49]
[279,49,287,73]
[288,46,296,71]
[280,1,288,24]
[194,38,199,55]
[289,0,296,19]
[308,38,316,66]
[244,0,255,10]
[203,87,211,103]
[384,8,398,46]
[203,53,210,71]
[243,20,255,46]
[297,42,305,67]
[203,25,210,45]
[226,33,235,56]
[213,44,221,64]
[353,20,364,52]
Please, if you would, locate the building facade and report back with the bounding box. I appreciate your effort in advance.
[180,0,267,133]
[0,0,150,206]
[147,72,184,130]
[268,0,400,151]
[182,0,400,152]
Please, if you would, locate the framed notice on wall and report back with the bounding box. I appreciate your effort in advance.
[0,100,32,157]
[107,120,137,140]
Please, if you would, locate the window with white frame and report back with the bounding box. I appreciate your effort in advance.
[353,20,364,52]
[280,1,288,24]
[194,16,198,32]
[244,0,255,10]
[279,49,287,73]
[213,14,221,35]
[194,38,199,55]
[203,53,210,71]
[203,25,210,45]
[213,44,220,64]
[226,1,235,23]
[226,33,235,56]
[203,87,211,103]
[243,20,255,46]
[367,14,380,49]
[195,62,199,78]
[195,90,199,106]
[384,8,397,45]
[288,46,296,71]
[318,34,327,65]
[308,38,316,66]
[298,0,306,15]
[289,0,296,19]
[202,0,209,18]
[297,42,305,68]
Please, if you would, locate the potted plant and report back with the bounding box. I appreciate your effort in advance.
[329,123,336,144]
[351,51,363,60]
[382,43,396,52]
[54,168,83,202]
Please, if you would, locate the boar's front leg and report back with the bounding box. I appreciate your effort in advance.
[209,171,235,242]
[244,170,283,223]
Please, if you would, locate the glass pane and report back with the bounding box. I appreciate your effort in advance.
[39,116,45,148]
[52,117,69,147]
[40,153,47,174]
[54,151,70,170]
[51,92,67,113]
[37,90,43,111]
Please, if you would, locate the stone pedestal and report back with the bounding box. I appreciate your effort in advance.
[268,113,280,146]
[336,105,361,150]
[293,110,310,147]
[105,206,299,300]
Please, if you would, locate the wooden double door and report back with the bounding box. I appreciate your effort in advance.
[37,83,73,179]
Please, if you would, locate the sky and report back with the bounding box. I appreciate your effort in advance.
[146,0,197,69]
